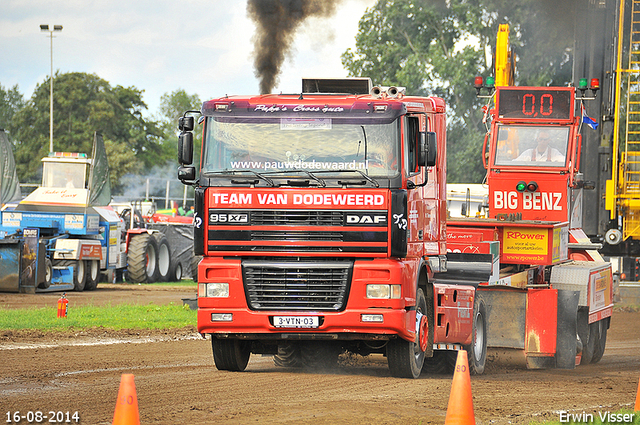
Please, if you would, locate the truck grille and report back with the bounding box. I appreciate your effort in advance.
[251,210,343,226]
[242,260,352,311]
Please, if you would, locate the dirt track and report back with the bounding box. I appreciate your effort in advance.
[1,284,639,425]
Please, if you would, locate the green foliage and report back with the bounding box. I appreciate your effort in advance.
[156,89,203,166]
[0,83,25,131]
[342,0,576,183]
[7,72,164,193]
[0,302,196,331]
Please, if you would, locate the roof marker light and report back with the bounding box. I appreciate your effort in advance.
[485,76,495,88]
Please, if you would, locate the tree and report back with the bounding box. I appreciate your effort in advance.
[156,89,203,165]
[342,0,575,183]
[0,83,25,132]
[8,72,165,193]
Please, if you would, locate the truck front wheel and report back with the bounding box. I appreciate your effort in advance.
[212,338,251,371]
[387,288,427,379]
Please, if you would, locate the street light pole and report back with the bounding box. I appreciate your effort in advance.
[40,24,63,153]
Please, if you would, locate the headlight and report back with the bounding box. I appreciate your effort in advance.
[198,282,229,298]
[366,284,401,299]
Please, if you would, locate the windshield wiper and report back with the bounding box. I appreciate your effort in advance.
[311,169,380,188]
[266,169,327,187]
[203,170,275,187]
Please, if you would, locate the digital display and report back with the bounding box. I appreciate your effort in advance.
[497,88,572,121]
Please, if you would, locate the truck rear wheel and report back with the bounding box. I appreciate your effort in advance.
[212,338,251,371]
[465,298,487,375]
[127,233,159,283]
[387,288,427,379]
[84,260,100,291]
[154,233,171,281]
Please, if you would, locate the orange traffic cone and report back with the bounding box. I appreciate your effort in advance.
[635,374,639,411]
[444,350,475,425]
[112,374,140,425]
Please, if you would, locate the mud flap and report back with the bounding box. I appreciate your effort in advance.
[555,289,580,369]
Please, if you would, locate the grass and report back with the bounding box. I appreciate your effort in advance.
[0,302,197,331]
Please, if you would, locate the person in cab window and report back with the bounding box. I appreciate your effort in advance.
[515,130,565,163]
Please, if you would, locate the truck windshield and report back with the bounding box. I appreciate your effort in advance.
[42,161,87,188]
[494,125,570,167]
[201,117,400,178]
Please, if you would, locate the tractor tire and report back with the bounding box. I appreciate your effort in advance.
[300,341,341,370]
[274,343,303,368]
[153,233,171,282]
[422,350,456,375]
[126,233,159,283]
[84,260,100,291]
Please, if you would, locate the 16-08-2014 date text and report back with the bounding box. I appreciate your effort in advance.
[5,411,79,423]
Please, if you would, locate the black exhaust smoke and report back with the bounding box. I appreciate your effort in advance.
[247,0,341,94]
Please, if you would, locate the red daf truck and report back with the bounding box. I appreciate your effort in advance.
[177,79,488,378]
[450,82,613,368]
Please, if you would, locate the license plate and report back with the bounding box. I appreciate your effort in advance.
[273,316,319,328]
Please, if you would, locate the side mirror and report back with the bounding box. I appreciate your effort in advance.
[426,131,437,167]
[178,131,193,165]
[418,132,427,167]
[178,166,196,182]
[178,116,195,132]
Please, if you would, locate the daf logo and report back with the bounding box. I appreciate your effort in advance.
[346,214,387,225]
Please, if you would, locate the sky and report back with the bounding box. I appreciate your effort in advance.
[0,0,376,118]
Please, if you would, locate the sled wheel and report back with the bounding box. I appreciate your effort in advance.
[84,260,100,291]
[465,298,487,375]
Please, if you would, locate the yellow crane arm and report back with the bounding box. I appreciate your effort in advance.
[495,24,514,87]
